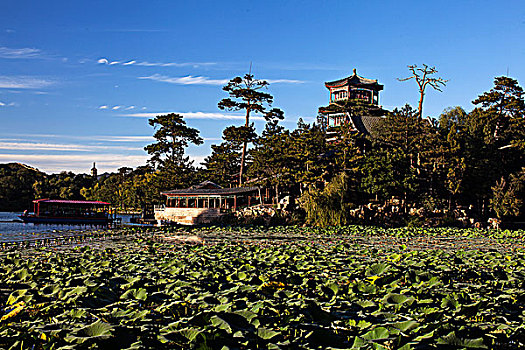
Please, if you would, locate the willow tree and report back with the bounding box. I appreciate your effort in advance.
[398,64,448,120]
[218,73,283,185]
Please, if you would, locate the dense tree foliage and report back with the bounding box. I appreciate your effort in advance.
[0,163,45,211]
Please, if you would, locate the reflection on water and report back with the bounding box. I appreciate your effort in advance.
[0,212,132,242]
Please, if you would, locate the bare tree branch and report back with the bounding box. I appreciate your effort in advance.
[398,64,448,119]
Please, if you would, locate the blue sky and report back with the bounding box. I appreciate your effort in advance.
[0,0,523,173]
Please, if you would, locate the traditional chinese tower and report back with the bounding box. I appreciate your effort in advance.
[317,68,386,136]
[91,162,98,178]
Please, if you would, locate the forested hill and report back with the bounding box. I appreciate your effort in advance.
[0,163,46,211]
[0,163,95,212]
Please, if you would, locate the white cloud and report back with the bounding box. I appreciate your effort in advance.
[94,135,154,142]
[139,74,305,86]
[96,57,215,68]
[0,101,18,107]
[0,46,41,59]
[135,61,215,67]
[139,74,229,86]
[98,104,137,111]
[0,141,138,152]
[0,76,54,89]
[1,133,152,143]
[266,79,305,84]
[120,111,265,121]
[0,142,89,152]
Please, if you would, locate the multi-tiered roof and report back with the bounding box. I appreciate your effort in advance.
[325,68,384,91]
[317,69,386,136]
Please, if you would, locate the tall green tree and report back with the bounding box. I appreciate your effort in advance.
[202,125,253,186]
[249,118,291,202]
[218,73,283,185]
[364,105,424,205]
[472,76,524,146]
[490,169,525,220]
[144,113,203,191]
[145,113,203,169]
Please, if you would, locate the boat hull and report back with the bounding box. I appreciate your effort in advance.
[19,216,111,225]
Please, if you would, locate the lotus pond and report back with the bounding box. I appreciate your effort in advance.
[1,226,525,349]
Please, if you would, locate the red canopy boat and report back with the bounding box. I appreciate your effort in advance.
[20,199,114,225]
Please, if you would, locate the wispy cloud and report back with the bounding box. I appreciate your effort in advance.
[1,102,18,107]
[0,133,153,143]
[99,104,136,110]
[139,74,305,86]
[120,111,265,121]
[94,136,154,142]
[0,46,41,59]
[138,74,228,86]
[98,57,215,68]
[0,76,54,89]
[266,79,305,84]
[0,140,138,152]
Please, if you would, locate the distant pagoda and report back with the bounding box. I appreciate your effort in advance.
[317,68,387,137]
[91,162,98,178]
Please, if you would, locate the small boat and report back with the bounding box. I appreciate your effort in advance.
[20,199,114,225]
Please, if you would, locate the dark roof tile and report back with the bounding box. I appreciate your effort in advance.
[162,186,259,196]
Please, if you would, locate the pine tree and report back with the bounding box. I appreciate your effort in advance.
[218,73,283,185]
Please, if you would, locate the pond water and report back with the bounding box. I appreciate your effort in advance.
[0,212,133,243]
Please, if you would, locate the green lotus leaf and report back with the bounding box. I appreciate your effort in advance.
[210,315,232,333]
[121,288,148,301]
[14,268,30,281]
[80,320,113,337]
[61,286,87,300]
[384,293,415,306]
[257,327,280,340]
[436,331,487,348]
[69,309,87,318]
[392,320,419,332]
[362,327,390,341]
[233,310,257,322]
[356,300,376,308]
[6,289,28,305]
[352,336,365,349]
[179,327,202,342]
[413,330,435,341]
